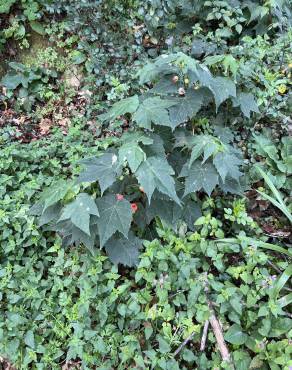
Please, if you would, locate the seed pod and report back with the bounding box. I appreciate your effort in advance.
[178,87,185,96]
[172,75,179,83]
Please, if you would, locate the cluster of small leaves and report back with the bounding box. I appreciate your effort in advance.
[1,213,291,368]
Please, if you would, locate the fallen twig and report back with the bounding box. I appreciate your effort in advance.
[208,304,232,363]
[200,320,209,351]
[173,331,196,356]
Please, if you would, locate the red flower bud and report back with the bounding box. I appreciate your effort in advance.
[131,203,138,213]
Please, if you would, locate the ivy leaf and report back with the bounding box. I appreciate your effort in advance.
[233,92,259,118]
[105,233,142,266]
[119,142,146,172]
[213,151,243,183]
[225,324,248,345]
[99,95,139,121]
[180,161,219,197]
[96,194,132,247]
[133,97,176,130]
[168,89,208,129]
[24,330,35,349]
[135,157,181,205]
[77,153,121,195]
[59,193,99,235]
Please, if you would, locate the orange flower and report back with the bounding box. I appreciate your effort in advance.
[116,194,124,201]
[131,203,138,213]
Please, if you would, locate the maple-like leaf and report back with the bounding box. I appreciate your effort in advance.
[118,132,152,172]
[195,66,236,110]
[189,135,219,167]
[213,151,243,183]
[105,233,142,266]
[39,203,62,226]
[135,156,181,205]
[58,193,99,235]
[77,153,121,195]
[180,160,219,197]
[233,92,259,118]
[119,142,146,172]
[96,194,132,247]
[209,77,236,110]
[133,97,176,130]
[99,95,139,121]
[40,180,72,212]
[168,89,208,129]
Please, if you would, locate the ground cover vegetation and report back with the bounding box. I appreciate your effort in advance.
[0,0,292,369]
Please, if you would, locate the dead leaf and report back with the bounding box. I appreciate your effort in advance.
[39,118,53,135]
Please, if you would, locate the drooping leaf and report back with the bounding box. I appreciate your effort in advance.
[135,156,181,205]
[133,97,176,130]
[180,161,219,197]
[213,151,243,183]
[145,196,182,230]
[56,220,98,252]
[99,95,139,122]
[181,197,202,230]
[39,203,62,226]
[30,21,46,35]
[233,92,259,118]
[96,194,132,247]
[105,233,142,266]
[58,193,99,235]
[77,153,121,195]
